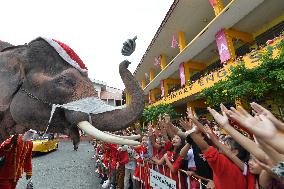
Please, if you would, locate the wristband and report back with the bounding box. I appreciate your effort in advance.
[185,127,197,136]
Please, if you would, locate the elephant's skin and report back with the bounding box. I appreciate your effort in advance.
[0,37,145,148]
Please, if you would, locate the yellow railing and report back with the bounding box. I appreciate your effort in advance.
[149,36,282,107]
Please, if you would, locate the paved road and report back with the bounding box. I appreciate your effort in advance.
[17,141,100,189]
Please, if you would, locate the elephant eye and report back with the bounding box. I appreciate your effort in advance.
[56,75,76,87]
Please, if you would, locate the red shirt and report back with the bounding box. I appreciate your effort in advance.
[0,135,33,180]
[204,146,247,189]
[165,155,185,189]
[118,150,129,165]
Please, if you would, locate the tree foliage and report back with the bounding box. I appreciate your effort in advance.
[201,39,284,106]
[142,104,180,123]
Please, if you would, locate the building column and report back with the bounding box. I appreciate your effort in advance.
[210,0,224,16]
[149,90,156,103]
[178,31,186,52]
[162,80,169,97]
[141,79,146,89]
[150,68,155,82]
[160,54,167,70]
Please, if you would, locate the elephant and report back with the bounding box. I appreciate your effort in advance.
[0,37,145,149]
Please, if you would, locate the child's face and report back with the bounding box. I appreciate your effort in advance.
[156,137,162,146]
[223,140,238,156]
[172,135,182,147]
[156,137,165,148]
[142,136,148,146]
[248,156,262,174]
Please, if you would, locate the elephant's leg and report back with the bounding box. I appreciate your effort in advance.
[69,126,80,151]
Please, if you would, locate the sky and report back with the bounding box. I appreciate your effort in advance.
[1,0,173,89]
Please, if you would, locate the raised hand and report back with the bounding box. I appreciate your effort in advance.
[206,180,215,189]
[186,107,197,119]
[226,106,277,139]
[179,117,193,131]
[251,102,284,132]
[207,104,230,127]
[168,122,179,135]
[203,125,214,139]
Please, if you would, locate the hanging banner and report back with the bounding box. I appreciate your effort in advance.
[150,169,176,189]
[171,34,178,49]
[154,56,161,67]
[215,29,231,63]
[179,63,186,86]
[160,80,164,97]
[209,0,215,7]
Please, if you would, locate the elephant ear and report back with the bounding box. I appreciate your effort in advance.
[0,54,24,111]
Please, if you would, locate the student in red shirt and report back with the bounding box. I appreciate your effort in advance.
[186,116,250,189]
[152,135,187,189]
[149,125,172,175]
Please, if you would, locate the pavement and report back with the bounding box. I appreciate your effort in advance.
[16,141,101,189]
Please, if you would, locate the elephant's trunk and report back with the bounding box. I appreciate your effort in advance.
[90,60,145,131]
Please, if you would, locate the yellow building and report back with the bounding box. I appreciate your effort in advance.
[131,0,284,115]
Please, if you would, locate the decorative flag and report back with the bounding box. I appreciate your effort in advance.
[179,63,186,86]
[215,29,231,63]
[209,0,215,8]
[154,55,161,67]
[160,80,164,97]
[171,34,178,48]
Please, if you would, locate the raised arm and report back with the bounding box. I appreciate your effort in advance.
[180,143,190,158]
[208,105,268,163]
[226,106,284,154]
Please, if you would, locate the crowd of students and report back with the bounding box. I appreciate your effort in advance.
[92,102,284,189]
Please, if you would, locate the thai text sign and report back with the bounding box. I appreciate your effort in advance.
[150,169,176,189]
[216,29,231,63]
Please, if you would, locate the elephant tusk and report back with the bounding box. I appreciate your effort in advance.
[77,121,140,146]
[106,133,141,140]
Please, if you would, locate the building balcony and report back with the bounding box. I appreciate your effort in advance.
[149,35,283,107]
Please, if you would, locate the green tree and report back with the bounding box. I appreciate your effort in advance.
[201,39,284,106]
[142,104,180,124]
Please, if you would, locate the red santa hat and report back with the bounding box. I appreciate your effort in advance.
[42,38,88,73]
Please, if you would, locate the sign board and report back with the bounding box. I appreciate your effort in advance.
[150,169,176,189]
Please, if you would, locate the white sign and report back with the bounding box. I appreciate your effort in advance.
[150,169,176,189]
